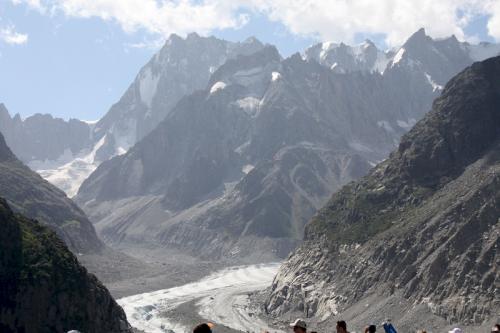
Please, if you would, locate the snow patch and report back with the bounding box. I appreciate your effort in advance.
[210,81,227,94]
[33,135,108,197]
[234,140,250,155]
[271,71,281,81]
[425,73,443,92]
[392,48,405,66]
[242,164,254,174]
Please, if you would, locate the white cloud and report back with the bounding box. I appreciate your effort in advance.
[10,0,45,12]
[0,26,28,45]
[246,0,500,46]
[13,0,248,36]
[10,0,500,46]
[487,0,500,40]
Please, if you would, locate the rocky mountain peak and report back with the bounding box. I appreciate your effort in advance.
[404,27,429,46]
[392,56,500,187]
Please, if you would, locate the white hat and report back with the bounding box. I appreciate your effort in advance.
[448,328,463,333]
[290,319,307,330]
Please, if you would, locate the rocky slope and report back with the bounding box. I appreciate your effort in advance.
[0,131,102,253]
[73,30,500,262]
[0,198,130,333]
[265,56,500,330]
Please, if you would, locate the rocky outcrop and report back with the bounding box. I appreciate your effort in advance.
[265,56,500,328]
[0,131,102,253]
[0,198,130,333]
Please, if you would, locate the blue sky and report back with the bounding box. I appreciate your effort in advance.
[0,0,498,121]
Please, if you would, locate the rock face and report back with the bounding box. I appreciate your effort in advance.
[0,131,102,253]
[74,30,500,262]
[265,56,500,329]
[0,198,130,333]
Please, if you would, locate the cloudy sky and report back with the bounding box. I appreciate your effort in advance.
[1,0,499,120]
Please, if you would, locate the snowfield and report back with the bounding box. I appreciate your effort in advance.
[118,263,282,333]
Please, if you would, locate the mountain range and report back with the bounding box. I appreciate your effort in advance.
[0,34,264,197]
[265,55,500,331]
[68,29,499,262]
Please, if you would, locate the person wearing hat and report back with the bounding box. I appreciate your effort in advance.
[448,328,463,333]
[290,318,307,333]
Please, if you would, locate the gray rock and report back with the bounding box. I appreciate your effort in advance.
[265,56,500,330]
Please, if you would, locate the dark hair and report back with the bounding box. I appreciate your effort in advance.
[193,323,212,333]
[495,324,500,330]
[337,321,347,330]
[367,325,376,333]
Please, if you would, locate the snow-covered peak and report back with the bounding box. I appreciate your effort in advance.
[304,39,389,74]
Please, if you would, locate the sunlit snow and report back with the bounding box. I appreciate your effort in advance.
[210,81,227,94]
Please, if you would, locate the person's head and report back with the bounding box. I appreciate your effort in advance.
[365,325,376,333]
[448,328,463,333]
[336,320,347,333]
[290,319,307,333]
[193,323,213,333]
[492,324,500,332]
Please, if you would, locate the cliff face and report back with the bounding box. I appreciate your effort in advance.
[265,57,500,328]
[0,198,131,333]
[0,131,102,253]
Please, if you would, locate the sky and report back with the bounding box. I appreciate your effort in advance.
[0,0,499,121]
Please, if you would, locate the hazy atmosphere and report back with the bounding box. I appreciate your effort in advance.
[0,1,499,333]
